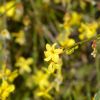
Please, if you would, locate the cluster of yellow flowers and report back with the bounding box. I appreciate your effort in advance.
[57,11,99,50]
[57,12,82,48]
[28,43,64,99]
[44,43,63,73]
[0,1,99,99]
[33,69,52,99]
[0,80,15,100]
[0,1,23,21]
[0,64,18,100]
[57,32,75,47]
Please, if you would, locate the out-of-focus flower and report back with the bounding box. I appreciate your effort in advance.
[0,80,15,100]
[13,30,26,45]
[33,69,53,99]
[92,97,94,100]
[0,1,15,17]
[0,64,18,82]
[59,38,75,47]
[79,22,98,40]
[33,70,49,89]
[23,15,31,26]
[0,29,11,40]
[54,73,63,92]
[63,11,82,27]
[57,33,75,47]
[48,58,62,73]
[35,88,53,100]
[15,56,33,74]
[13,3,24,21]
[44,43,63,63]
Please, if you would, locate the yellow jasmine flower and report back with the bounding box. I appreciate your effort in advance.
[48,58,62,73]
[33,70,49,89]
[15,56,33,74]
[44,43,63,63]
[70,11,82,25]
[0,1,15,17]
[79,22,98,40]
[0,29,11,40]
[57,33,75,47]
[0,80,15,100]
[0,64,18,82]
[13,30,26,45]
[35,88,53,100]
[23,15,31,26]
[63,11,82,27]
[60,38,75,47]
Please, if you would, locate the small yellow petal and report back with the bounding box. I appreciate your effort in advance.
[46,44,51,50]
[52,54,59,63]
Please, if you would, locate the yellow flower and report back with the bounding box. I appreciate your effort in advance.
[57,33,75,47]
[0,64,18,82]
[0,80,15,100]
[70,11,82,25]
[0,1,15,17]
[92,97,94,100]
[63,11,82,27]
[79,22,98,40]
[48,58,62,73]
[60,38,75,47]
[13,30,26,45]
[0,29,11,40]
[44,43,63,63]
[23,15,31,26]
[35,88,53,100]
[33,70,49,89]
[15,56,33,74]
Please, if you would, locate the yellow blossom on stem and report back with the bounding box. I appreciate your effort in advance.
[59,38,75,47]
[0,1,15,17]
[44,43,63,63]
[48,58,62,73]
[0,80,15,100]
[35,88,53,100]
[13,30,26,45]
[63,11,82,27]
[79,22,98,40]
[0,64,18,82]
[15,56,33,74]
[57,32,75,48]
[33,70,49,90]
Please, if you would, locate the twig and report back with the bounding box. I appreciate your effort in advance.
[64,34,100,51]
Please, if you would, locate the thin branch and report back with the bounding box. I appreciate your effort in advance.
[64,34,100,51]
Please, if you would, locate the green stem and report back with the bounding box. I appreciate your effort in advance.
[64,34,100,51]
[96,53,100,84]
